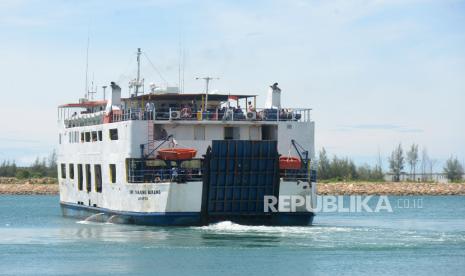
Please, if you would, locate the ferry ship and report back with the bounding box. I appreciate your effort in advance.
[57,49,316,226]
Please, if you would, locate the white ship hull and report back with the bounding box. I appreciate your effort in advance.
[57,85,316,226]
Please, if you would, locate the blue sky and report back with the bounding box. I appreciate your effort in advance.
[0,0,464,170]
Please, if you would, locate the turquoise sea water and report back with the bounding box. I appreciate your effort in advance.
[0,196,464,275]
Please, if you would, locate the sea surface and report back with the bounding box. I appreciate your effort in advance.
[0,195,464,276]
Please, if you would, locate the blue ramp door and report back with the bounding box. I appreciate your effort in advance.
[207,140,280,215]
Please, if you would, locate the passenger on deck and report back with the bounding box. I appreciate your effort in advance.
[145,102,154,120]
[219,106,226,119]
[235,106,245,120]
[157,103,169,120]
[171,167,178,181]
[223,107,233,121]
[247,101,255,112]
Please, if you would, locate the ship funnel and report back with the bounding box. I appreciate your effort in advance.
[110,82,121,106]
[106,82,121,113]
[265,82,281,109]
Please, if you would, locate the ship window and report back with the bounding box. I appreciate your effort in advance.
[69,164,74,179]
[85,132,91,142]
[194,126,205,140]
[81,132,84,143]
[60,164,66,179]
[109,128,118,140]
[261,125,277,140]
[91,131,98,142]
[94,165,102,193]
[85,164,91,192]
[98,130,103,141]
[109,164,116,183]
[77,164,83,190]
[249,126,260,140]
[224,127,240,140]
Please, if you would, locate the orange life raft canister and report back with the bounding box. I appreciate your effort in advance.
[157,148,197,160]
[279,156,302,170]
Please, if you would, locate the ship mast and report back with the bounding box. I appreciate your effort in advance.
[135,48,141,96]
[129,48,144,97]
[196,76,219,110]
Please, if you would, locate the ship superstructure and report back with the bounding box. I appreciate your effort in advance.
[56,49,316,226]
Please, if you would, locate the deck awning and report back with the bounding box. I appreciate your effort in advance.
[58,100,107,108]
[122,93,257,102]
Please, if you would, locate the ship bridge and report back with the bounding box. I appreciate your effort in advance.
[58,92,312,129]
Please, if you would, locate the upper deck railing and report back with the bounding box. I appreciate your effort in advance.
[62,107,312,128]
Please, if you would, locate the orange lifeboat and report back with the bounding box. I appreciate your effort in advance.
[279,156,302,170]
[157,148,197,160]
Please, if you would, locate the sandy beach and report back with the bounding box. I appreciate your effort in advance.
[317,181,465,195]
[1,177,464,195]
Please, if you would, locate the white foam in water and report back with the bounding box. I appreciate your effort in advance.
[197,221,352,235]
[76,220,97,225]
[76,213,107,225]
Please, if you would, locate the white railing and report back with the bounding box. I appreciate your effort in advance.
[62,107,312,128]
[159,107,311,122]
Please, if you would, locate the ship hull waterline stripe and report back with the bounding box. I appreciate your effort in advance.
[61,202,314,226]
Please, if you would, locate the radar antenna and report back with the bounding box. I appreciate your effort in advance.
[195,76,219,111]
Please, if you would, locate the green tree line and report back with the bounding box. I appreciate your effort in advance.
[317,148,384,182]
[388,143,464,182]
[0,151,57,179]
[317,144,464,182]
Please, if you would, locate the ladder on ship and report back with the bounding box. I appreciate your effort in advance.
[147,117,154,157]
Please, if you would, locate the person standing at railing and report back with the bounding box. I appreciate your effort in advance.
[219,106,226,120]
[247,101,255,112]
[145,102,155,120]
[171,167,178,182]
[223,107,234,121]
[235,105,245,120]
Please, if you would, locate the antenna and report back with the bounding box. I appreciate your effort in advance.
[142,51,168,87]
[135,48,142,96]
[84,30,90,99]
[178,34,186,93]
[178,39,181,93]
[195,76,219,110]
[88,79,96,100]
[129,48,145,97]
[182,48,185,93]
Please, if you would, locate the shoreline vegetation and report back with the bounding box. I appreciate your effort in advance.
[1,146,463,195]
[1,146,464,195]
[1,177,465,195]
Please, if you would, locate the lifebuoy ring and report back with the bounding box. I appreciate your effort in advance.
[181,108,192,118]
